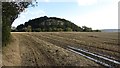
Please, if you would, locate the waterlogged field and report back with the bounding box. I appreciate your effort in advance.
[2,32,119,67]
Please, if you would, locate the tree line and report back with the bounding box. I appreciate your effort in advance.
[12,16,101,32]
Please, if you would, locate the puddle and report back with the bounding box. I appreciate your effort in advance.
[68,46,120,67]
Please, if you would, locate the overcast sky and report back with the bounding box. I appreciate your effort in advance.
[12,0,120,30]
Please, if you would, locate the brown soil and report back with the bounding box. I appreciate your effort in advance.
[3,32,102,66]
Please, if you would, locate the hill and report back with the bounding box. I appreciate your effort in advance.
[14,16,100,32]
[101,29,120,32]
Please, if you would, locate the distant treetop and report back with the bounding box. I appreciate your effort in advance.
[14,16,101,32]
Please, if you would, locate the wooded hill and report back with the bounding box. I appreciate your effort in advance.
[14,16,100,32]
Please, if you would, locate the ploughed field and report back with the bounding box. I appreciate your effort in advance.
[3,32,120,67]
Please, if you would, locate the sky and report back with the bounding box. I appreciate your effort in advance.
[12,0,120,30]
